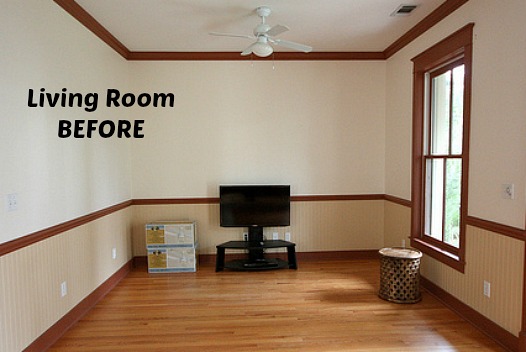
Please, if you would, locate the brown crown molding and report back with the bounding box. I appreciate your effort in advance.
[0,200,132,257]
[0,194,392,258]
[54,0,470,61]
[466,216,526,241]
[383,0,471,58]
[53,0,130,59]
[126,51,386,61]
[133,194,411,204]
[132,198,220,205]
[384,194,412,207]
[291,194,385,202]
[1,195,523,259]
[132,194,386,204]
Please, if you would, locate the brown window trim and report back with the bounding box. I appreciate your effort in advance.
[411,23,474,273]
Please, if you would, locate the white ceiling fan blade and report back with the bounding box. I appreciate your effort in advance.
[271,38,312,53]
[210,6,312,57]
[241,43,256,56]
[266,24,289,37]
[209,32,254,40]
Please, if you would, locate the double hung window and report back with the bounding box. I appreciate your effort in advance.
[411,24,473,272]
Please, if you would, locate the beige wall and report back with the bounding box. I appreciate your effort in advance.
[384,0,526,337]
[2,201,521,352]
[132,200,385,256]
[1,3,133,350]
[0,208,132,352]
[383,202,524,336]
[129,60,386,199]
[422,226,524,336]
[383,201,411,248]
[0,0,132,245]
[385,0,526,229]
[2,0,526,349]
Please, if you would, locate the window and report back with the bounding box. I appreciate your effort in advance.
[411,24,473,272]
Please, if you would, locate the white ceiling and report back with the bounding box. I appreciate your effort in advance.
[74,0,446,53]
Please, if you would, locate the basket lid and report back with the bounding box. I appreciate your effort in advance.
[379,247,422,259]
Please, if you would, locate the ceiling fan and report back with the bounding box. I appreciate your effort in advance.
[209,6,313,57]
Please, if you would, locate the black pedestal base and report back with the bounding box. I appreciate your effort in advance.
[215,240,297,272]
[224,258,289,271]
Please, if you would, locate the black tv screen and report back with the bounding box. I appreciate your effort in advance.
[220,185,290,227]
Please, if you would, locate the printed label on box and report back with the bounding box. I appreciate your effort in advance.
[146,224,165,244]
[148,249,167,268]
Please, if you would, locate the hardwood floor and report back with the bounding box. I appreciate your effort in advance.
[50,259,508,351]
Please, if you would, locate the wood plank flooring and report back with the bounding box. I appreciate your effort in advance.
[50,259,508,351]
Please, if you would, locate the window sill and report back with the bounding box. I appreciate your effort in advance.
[411,238,465,273]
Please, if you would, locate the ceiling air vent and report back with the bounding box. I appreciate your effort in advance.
[391,4,418,16]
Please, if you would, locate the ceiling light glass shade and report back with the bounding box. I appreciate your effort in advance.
[252,42,273,57]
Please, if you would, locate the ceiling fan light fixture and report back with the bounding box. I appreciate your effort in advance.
[252,42,273,57]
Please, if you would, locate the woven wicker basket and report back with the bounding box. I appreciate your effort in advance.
[378,247,422,304]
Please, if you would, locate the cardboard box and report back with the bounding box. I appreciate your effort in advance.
[147,244,198,273]
[146,221,196,245]
[146,221,198,273]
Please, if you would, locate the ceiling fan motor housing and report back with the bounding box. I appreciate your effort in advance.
[254,23,271,36]
[256,6,272,18]
[254,6,271,36]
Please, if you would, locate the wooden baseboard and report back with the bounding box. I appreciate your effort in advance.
[23,260,132,352]
[296,250,379,261]
[519,331,526,352]
[136,250,380,266]
[421,276,518,352]
[195,249,380,265]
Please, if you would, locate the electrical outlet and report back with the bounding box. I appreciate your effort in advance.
[501,184,515,199]
[112,248,117,259]
[6,193,18,212]
[272,232,279,240]
[61,281,68,297]
[285,232,291,241]
[483,280,491,298]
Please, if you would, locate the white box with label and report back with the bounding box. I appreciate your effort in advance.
[146,221,198,273]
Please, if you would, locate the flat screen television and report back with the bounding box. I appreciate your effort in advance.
[220,185,290,242]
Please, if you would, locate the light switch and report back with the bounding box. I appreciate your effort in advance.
[6,193,17,211]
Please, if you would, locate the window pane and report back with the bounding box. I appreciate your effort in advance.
[425,158,444,241]
[444,159,462,247]
[431,71,451,155]
[451,65,464,155]
[412,25,472,269]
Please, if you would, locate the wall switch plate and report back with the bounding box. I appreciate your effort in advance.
[112,248,117,259]
[285,232,291,241]
[483,280,491,298]
[272,232,279,240]
[6,193,18,211]
[61,281,68,297]
[501,184,515,199]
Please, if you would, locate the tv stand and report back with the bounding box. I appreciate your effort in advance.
[243,259,279,269]
[215,240,297,272]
